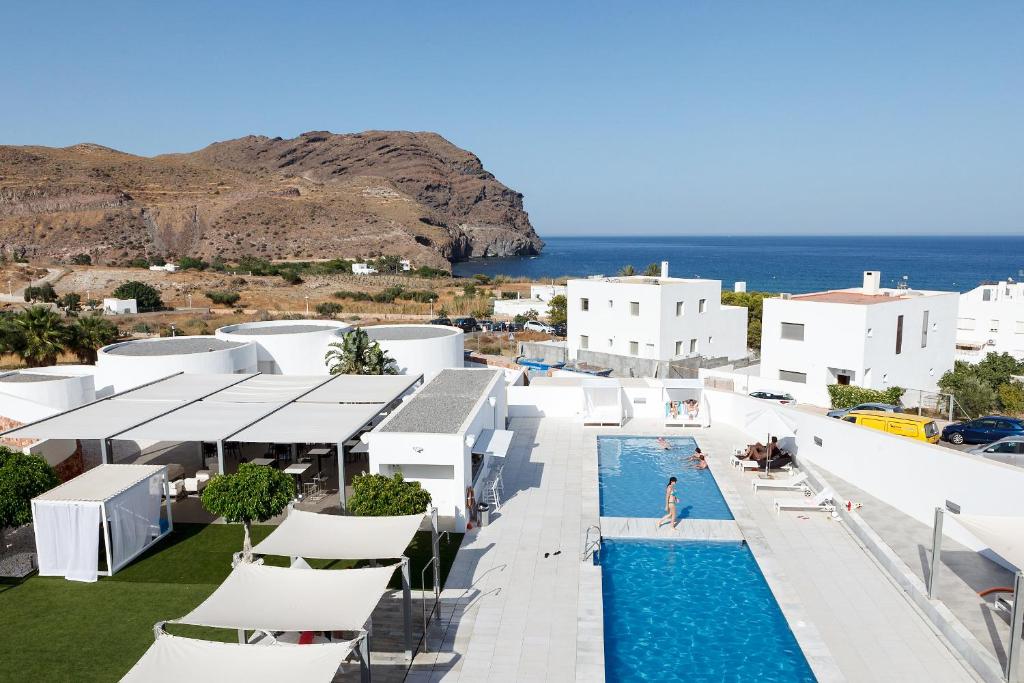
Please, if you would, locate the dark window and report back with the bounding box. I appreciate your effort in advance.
[921,310,929,348]
[895,315,904,355]
[780,322,805,341]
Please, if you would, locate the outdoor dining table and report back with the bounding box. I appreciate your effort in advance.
[284,462,312,499]
[250,457,275,467]
[306,447,332,474]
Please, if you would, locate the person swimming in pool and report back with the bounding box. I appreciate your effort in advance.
[686,447,704,462]
[690,453,708,470]
[657,476,679,529]
[656,436,672,450]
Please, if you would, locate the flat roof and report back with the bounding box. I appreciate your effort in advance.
[570,275,718,286]
[380,369,500,434]
[105,338,246,356]
[35,464,165,502]
[0,372,72,383]
[365,325,459,341]
[227,324,342,336]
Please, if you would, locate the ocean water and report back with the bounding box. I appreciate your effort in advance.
[601,539,816,683]
[453,235,1024,293]
[598,436,733,520]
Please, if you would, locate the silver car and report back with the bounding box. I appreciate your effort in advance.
[970,436,1024,468]
[826,402,902,419]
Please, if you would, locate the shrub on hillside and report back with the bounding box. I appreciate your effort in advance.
[826,384,904,409]
[178,256,209,271]
[112,281,164,312]
[315,302,343,318]
[205,290,241,306]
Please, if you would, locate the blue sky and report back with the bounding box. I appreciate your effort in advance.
[2,1,1021,236]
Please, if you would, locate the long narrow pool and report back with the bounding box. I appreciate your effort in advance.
[597,436,816,682]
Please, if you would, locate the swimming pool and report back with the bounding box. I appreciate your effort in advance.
[598,436,733,520]
[601,539,816,682]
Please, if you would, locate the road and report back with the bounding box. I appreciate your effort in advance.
[0,267,67,304]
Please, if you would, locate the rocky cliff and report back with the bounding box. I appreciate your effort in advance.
[0,131,543,268]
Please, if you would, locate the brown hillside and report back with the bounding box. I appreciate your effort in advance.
[0,131,543,268]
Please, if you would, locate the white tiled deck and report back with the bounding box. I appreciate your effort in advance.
[408,418,977,682]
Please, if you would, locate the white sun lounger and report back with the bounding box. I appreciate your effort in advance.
[730,454,761,471]
[752,471,808,493]
[774,487,835,515]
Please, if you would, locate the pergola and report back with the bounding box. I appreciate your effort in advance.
[250,509,430,661]
[2,371,422,509]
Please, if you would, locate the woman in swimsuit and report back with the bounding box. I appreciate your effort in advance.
[657,477,679,529]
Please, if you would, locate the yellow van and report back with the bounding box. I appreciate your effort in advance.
[843,410,940,443]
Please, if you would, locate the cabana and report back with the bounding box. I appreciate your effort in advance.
[250,509,429,661]
[165,562,396,682]
[660,378,709,427]
[121,633,356,683]
[581,377,624,426]
[32,464,171,582]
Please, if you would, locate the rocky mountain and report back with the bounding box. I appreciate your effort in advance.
[0,131,543,268]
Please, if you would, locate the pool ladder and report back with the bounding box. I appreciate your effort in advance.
[582,524,602,562]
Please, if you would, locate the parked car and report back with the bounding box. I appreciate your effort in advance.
[969,436,1024,468]
[524,320,555,333]
[553,323,567,337]
[827,402,902,419]
[749,391,796,406]
[843,410,940,444]
[429,317,452,326]
[477,319,496,332]
[507,321,525,333]
[942,416,1024,445]
[452,317,479,333]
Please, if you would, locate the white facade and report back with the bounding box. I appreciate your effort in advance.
[0,367,97,423]
[96,337,258,393]
[352,263,378,275]
[148,263,177,273]
[760,271,957,401]
[215,320,351,375]
[529,284,566,302]
[566,269,747,362]
[493,297,550,319]
[955,280,1024,362]
[103,298,137,315]
[364,325,464,381]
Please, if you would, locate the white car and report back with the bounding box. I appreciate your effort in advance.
[524,321,554,333]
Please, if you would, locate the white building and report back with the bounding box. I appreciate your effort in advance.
[566,263,747,362]
[955,279,1024,362]
[216,320,351,375]
[352,263,378,275]
[759,271,957,404]
[148,263,178,273]
[366,368,508,531]
[103,298,137,315]
[365,325,464,381]
[492,285,566,319]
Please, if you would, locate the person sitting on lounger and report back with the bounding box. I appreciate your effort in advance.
[744,443,767,460]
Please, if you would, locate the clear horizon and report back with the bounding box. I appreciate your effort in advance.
[2,1,1021,236]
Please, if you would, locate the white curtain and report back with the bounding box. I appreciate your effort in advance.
[108,473,164,571]
[33,500,101,582]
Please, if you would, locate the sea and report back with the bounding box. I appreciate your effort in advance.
[453,235,1024,294]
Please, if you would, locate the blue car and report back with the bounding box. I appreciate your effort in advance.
[941,415,1024,445]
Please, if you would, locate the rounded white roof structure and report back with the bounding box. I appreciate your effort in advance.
[96,336,258,393]
[364,324,464,380]
[216,319,351,375]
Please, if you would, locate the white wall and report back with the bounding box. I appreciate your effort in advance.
[216,320,350,375]
[699,367,829,406]
[95,338,258,393]
[365,325,464,381]
[0,368,96,415]
[494,298,551,318]
[704,389,1024,554]
[530,284,566,302]
[956,281,1024,361]
[103,298,137,315]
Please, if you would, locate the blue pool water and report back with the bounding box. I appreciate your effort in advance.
[598,436,733,520]
[601,540,816,683]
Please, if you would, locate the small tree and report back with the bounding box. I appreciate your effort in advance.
[70,254,92,266]
[201,463,295,561]
[998,381,1024,416]
[315,302,343,318]
[59,293,82,313]
[0,449,59,542]
[547,294,567,326]
[951,376,998,418]
[643,262,661,276]
[112,281,164,312]
[325,328,397,375]
[349,471,431,516]
[618,264,636,276]
[23,282,58,303]
[205,290,241,306]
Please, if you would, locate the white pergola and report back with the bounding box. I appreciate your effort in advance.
[32,464,172,582]
[122,633,357,683]
[250,510,429,661]
[1,371,423,509]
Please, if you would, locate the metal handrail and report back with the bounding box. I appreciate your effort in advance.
[419,531,449,654]
[582,524,602,561]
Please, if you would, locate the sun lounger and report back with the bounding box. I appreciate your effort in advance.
[774,487,835,515]
[730,454,761,471]
[752,471,808,493]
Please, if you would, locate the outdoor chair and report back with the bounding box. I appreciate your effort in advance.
[774,487,836,516]
[184,472,210,495]
[165,479,184,498]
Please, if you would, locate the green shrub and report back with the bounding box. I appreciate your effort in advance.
[205,290,241,306]
[826,384,905,409]
[315,302,343,318]
[952,376,999,417]
[0,449,59,530]
[500,291,518,300]
[178,256,209,271]
[132,322,152,333]
[413,266,448,279]
[349,471,432,516]
[333,290,372,302]
[23,282,58,303]
[129,257,150,268]
[70,254,92,265]
[279,269,303,285]
[998,381,1024,416]
[112,281,164,311]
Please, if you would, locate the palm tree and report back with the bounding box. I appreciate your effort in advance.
[69,313,119,364]
[618,264,636,276]
[13,306,68,367]
[325,328,397,375]
[0,314,25,357]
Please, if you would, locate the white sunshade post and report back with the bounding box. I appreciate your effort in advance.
[928,507,944,599]
[337,441,347,510]
[401,556,412,662]
[216,440,225,476]
[430,507,441,602]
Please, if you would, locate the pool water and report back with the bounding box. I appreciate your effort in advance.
[598,436,733,520]
[601,539,816,683]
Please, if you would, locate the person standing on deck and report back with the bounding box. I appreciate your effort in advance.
[657,477,679,529]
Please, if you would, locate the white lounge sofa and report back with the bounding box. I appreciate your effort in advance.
[752,471,808,493]
[774,487,836,515]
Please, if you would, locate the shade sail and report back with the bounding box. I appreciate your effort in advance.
[204,375,328,403]
[120,634,354,683]
[953,515,1024,570]
[120,373,257,402]
[0,399,185,440]
[35,464,166,502]
[117,401,287,442]
[174,562,396,631]
[251,510,424,560]
[472,429,514,458]
[230,403,382,444]
[744,408,798,438]
[297,374,420,404]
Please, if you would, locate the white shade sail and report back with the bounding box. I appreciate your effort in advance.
[2,400,185,440]
[117,401,287,442]
[251,510,424,560]
[120,373,256,402]
[472,429,514,458]
[204,375,329,403]
[120,634,355,683]
[744,408,798,439]
[230,403,383,444]
[298,374,420,404]
[174,562,397,632]
[953,515,1024,570]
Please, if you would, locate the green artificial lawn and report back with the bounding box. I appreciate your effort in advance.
[0,523,462,682]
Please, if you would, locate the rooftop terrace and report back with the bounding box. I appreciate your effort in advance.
[105,338,246,356]
[225,324,341,336]
[380,369,499,434]
[790,288,948,304]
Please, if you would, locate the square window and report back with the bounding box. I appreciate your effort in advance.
[629,341,639,355]
[675,301,684,316]
[630,301,640,316]
[580,298,589,311]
